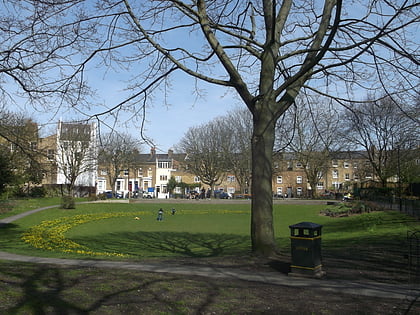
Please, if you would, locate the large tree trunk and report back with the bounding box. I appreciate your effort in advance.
[251,109,278,257]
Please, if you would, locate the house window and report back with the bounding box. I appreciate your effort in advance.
[100,169,107,176]
[175,187,181,194]
[296,187,303,196]
[332,170,338,179]
[160,175,168,181]
[287,161,293,170]
[175,176,182,183]
[97,180,106,191]
[317,182,324,190]
[345,173,350,180]
[276,187,283,195]
[194,176,200,183]
[296,176,302,184]
[138,168,143,176]
[344,161,349,168]
[354,174,359,181]
[332,160,338,167]
[123,169,129,176]
[147,168,153,177]
[227,175,235,182]
[276,176,282,184]
[353,162,358,169]
[296,162,303,168]
[158,161,171,168]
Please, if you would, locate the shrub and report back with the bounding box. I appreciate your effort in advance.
[61,195,75,209]
[29,186,47,198]
[320,201,376,218]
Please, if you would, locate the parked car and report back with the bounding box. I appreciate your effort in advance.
[219,192,232,199]
[104,191,113,198]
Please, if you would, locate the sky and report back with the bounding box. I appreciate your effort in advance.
[7,1,418,155]
[26,70,241,155]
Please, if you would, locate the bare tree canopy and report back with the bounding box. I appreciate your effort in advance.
[1,0,418,256]
[341,95,420,187]
[98,132,142,195]
[177,118,227,192]
[177,108,252,195]
[56,121,97,200]
[276,96,342,197]
[2,1,418,111]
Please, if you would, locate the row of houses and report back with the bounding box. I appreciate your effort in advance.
[93,148,370,199]
[2,120,396,199]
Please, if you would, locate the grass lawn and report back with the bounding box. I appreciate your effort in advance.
[1,199,419,314]
[0,199,418,263]
[0,197,64,219]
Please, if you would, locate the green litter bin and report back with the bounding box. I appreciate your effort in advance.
[289,222,325,278]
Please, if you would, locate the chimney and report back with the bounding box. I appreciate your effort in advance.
[168,149,173,158]
[150,147,156,156]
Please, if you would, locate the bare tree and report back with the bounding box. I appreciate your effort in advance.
[223,108,253,195]
[98,132,141,196]
[56,121,97,204]
[177,119,227,195]
[1,0,418,256]
[341,95,419,187]
[276,96,342,197]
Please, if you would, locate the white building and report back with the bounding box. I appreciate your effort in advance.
[56,121,98,190]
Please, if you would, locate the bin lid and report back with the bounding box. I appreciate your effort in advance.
[289,222,322,229]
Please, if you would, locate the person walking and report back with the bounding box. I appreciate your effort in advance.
[157,208,164,221]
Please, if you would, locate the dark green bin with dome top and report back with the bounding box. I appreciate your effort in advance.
[289,222,325,277]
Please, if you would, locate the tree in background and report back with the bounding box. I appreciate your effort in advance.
[0,150,14,195]
[177,118,228,196]
[56,122,97,207]
[0,111,43,196]
[98,132,141,196]
[178,108,253,197]
[341,96,419,188]
[1,0,418,256]
[276,96,342,197]
[222,109,253,195]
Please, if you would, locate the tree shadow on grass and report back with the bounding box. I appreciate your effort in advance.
[0,223,27,251]
[1,261,418,315]
[316,212,419,283]
[71,231,252,258]
[0,261,223,315]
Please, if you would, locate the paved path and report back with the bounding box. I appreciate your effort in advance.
[1,203,419,301]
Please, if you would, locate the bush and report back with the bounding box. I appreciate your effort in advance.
[61,195,75,209]
[29,186,47,198]
[320,201,376,217]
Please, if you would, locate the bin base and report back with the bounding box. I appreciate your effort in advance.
[289,265,326,278]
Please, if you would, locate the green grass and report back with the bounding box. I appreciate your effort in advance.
[0,199,418,261]
[0,197,86,219]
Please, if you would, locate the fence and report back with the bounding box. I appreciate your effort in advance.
[360,191,420,219]
[407,230,420,284]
